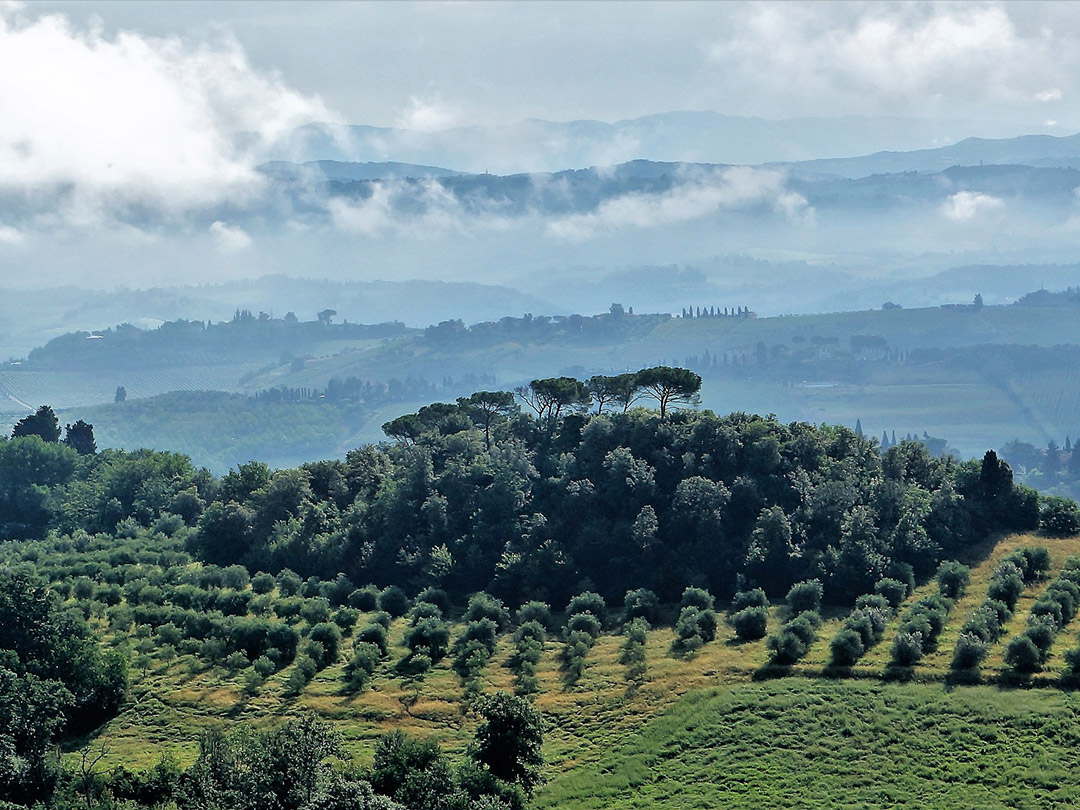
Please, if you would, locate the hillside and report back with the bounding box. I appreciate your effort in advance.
[8,530,1080,809]
[13,299,1080,468]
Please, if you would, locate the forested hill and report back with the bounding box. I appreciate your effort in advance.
[0,385,1050,608]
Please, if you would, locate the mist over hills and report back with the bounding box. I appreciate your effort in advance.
[277,112,1066,175]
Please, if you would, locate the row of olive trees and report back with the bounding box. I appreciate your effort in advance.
[952,547,1050,671]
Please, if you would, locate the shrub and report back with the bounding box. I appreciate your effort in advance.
[222,565,250,590]
[767,629,809,665]
[333,606,360,632]
[1024,619,1056,659]
[566,592,606,624]
[785,579,823,615]
[890,631,923,667]
[680,586,714,611]
[935,561,970,600]
[515,601,553,630]
[253,655,276,677]
[515,620,546,645]
[566,612,602,639]
[326,573,355,606]
[986,570,1024,611]
[347,585,380,611]
[309,622,343,664]
[457,618,498,656]
[301,577,323,598]
[357,623,389,657]
[404,617,450,662]
[1064,646,1080,674]
[1030,598,1064,629]
[251,572,276,594]
[730,606,768,641]
[1022,547,1052,580]
[379,586,410,618]
[276,569,302,597]
[623,588,660,623]
[952,632,989,670]
[370,611,392,629]
[409,601,443,624]
[1004,635,1041,673]
[300,597,332,625]
[345,642,382,691]
[415,587,451,615]
[847,613,876,648]
[730,588,768,614]
[873,578,907,609]
[855,593,891,612]
[273,596,303,622]
[830,628,864,666]
[464,592,511,630]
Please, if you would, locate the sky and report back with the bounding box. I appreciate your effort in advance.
[2,0,1080,289]
[21,1,1080,130]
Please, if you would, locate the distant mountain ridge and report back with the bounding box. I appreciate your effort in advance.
[275,111,1064,174]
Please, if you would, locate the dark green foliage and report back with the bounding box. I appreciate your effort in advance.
[767,612,820,666]
[333,606,360,632]
[566,612,602,639]
[855,593,891,612]
[830,628,865,666]
[680,587,714,612]
[952,632,989,670]
[785,579,823,615]
[344,643,381,692]
[565,592,606,625]
[891,631,924,667]
[469,691,545,797]
[1041,496,1080,537]
[1064,646,1080,674]
[276,569,303,596]
[408,601,443,624]
[672,606,719,654]
[12,406,61,443]
[730,606,768,641]
[415,587,451,615]
[465,592,511,631]
[873,578,907,609]
[251,572,276,594]
[1004,635,1042,673]
[357,623,389,658]
[403,617,450,662]
[308,623,342,668]
[347,585,380,611]
[623,588,660,623]
[301,598,332,625]
[986,565,1024,610]
[935,560,970,600]
[620,617,649,682]
[515,601,553,630]
[378,586,410,618]
[730,588,768,614]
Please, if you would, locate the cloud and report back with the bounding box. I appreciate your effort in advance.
[707,4,1068,121]
[0,6,333,227]
[395,96,459,133]
[209,221,252,251]
[546,167,813,241]
[0,223,23,245]
[942,191,1005,222]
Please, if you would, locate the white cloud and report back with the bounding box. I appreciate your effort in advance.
[0,6,333,226]
[395,96,459,133]
[209,220,252,251]
[708,4,1068,121]
[942,191,1005,222]
[547,166,813,242]
[0,223,23,245]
